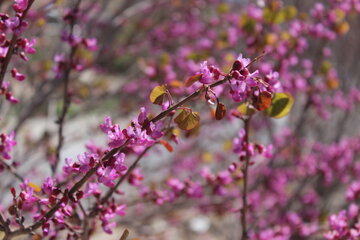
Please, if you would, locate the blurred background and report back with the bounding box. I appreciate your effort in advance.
[1,0,360,239]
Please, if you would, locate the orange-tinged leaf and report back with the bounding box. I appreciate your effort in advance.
[28,182,41,192]
[185,74,202,87]
[159,140,173,152]
[169,80,183,88]
[32,234,42,240]
[215,103,226,120]
[255,91,272,111]
[150,85,167,104]
[174,110,200,130]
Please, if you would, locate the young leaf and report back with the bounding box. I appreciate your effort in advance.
[185,74,202,87]
[28,182,41,192]
[265,92,294,118]
[174,109,200,130]
[255,91,272,111]
[150,85,167,105]
[159,140,173,152]
[215,103,226,120]
[237,102,257,115]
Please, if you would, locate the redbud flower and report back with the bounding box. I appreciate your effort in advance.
[11,68,26,81]
[0,131,16,159]
[13,0,28,13]
[82,37,97,51]
[198,61,214,84]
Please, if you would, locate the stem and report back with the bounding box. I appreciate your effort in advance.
[119,228,129,240]
[0,158,24,182]
[241,117,251,240]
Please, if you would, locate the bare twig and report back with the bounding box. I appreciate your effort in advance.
[53,0,83,175]
[241,117,251,240]
[119,228,129,240]
[0,158,24,182]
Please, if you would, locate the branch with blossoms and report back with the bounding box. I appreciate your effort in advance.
[0,0,36,104]
[0,52,292,239]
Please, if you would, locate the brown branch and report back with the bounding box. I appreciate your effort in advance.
[241,117,251,240]
[119,228,129,240]
[0,212,10,233]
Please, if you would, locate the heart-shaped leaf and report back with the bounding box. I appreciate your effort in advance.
[255,91,272,111]
[265,92,294,118]
[174,109,200,130]
[150,85,167,105]
[237,102,257,116]
[215,103,226,120]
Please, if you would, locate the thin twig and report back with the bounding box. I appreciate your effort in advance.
[53,0,83,175]
[0,158,24,182]
[119,228,129,240]
[241,117,251,240]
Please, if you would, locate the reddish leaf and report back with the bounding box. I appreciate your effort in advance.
[159,140,173,152]
[185,74,202,87]
[215,103,226,120]
[255,91,272,111]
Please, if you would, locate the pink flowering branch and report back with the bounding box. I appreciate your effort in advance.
[4,69,233,239]
[88,146,152,218]
[0,0,35,87]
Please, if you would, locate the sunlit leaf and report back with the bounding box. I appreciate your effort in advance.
[174,110,200,130]
[169,80,183,88]
[159,140,173,152]
[150,85,167,105]
[28,182,41,192]
[335,21,350,35]
[237,102,257,115]
[284,6,297,20]
[265,92,294,118]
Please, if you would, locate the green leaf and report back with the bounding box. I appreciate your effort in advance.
[150,85,167,105]
[265,92,294,118]
[237,102,257,116]
[174,109,200,130]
